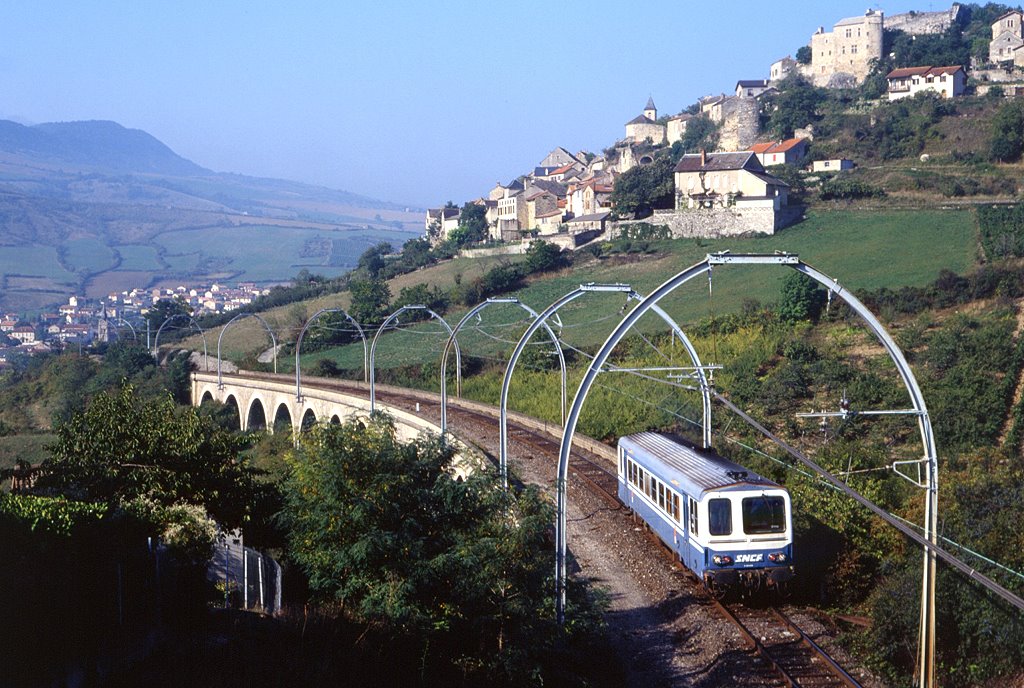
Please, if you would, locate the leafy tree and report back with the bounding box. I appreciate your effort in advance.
[524,240,568,274]
[676,114,719,153]
[356,242,393,278]
[989,98,1024,162]
[796,45,812,64]
[348,276,392,327]
[281,417,598,682]
[777,272,825,322]
[35,384,259,529]
[763,74,827,139]
[609,155,676,217]
[392,282,450,316]
[448,201,489,246]
[145,296,192,334]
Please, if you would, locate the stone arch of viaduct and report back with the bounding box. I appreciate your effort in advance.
[192,371,442,443]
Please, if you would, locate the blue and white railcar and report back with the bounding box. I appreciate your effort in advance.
[617,432,794,595]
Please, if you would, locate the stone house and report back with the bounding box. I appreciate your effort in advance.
[538,147,583,170]
[748,138,810,166]
[568,178,614,218]
[624,97,666,145]
[673,151,789,211]
[535,163,581,183]
[524,190,559,232]
[424,207,461,242]
[770,56,796,82]
[535,208,564,235]
[886,65,966,100]
[802,9,883,87]
[666,113,692,144]
[990,10,1024,65]
[474,198,499,234]
[489,178,524,202]
[736,79,771,98]
[565,210,610,234]
[497,191,524,240]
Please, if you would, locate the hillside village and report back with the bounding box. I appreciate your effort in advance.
[425,3,1024,248]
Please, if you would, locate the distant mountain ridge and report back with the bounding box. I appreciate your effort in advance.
[0,119,210,177]
[0,118,421,311]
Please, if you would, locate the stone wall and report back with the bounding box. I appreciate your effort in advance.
[717,98,760,151]
[886,6,961,35]
[614,204,803,239]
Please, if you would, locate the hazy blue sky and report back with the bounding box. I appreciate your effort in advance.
[0,1,927,207]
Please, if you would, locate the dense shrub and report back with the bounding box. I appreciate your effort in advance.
[819,177,885,200]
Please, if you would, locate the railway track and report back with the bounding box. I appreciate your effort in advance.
[714,602,862,688]
[349,381,623,509]
[255,374,868,687]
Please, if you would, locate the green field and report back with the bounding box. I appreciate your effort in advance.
[114,244,163,271]
[287,208,978,372]
[0,245,77,281]
[153,225,381,282]
[62,238,117,274]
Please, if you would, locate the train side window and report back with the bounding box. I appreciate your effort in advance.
[688,497,698,535]
[672,493,680,521]
[658,483,665,510]
[708,498,732,536]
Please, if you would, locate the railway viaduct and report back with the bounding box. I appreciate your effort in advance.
[191,369,617,462]
[191,370,443,443]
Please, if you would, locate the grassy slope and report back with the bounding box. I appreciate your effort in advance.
[269,207,977,374]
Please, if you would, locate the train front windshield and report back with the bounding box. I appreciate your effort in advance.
[742,495,786,534]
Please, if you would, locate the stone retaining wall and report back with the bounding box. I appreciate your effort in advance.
[614,204,803,239]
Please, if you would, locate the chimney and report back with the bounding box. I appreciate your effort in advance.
[700,149,707,166]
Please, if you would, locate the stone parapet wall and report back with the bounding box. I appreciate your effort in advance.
[886,6,960,35]
[614,205,804,239]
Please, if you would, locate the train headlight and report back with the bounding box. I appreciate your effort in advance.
[712,555,733,566]
[768,552,787,563]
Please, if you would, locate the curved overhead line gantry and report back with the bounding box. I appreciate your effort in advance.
[294,308,368,402]
[440,297,566,436]
[498,283,713,488]
[217,312,279,388]
[152,313,208,371]
[369,305,460,412]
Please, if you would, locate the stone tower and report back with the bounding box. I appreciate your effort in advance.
[805,9,884,87]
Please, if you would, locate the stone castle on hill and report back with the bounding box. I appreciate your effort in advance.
[784,5,962,88]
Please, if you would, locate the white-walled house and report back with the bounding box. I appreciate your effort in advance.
[886,65,965,100]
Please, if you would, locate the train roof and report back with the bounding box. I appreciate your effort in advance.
[619,432,782,497]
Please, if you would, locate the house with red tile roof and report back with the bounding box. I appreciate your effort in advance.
[747,138,810,166]
[886,65,965,101]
